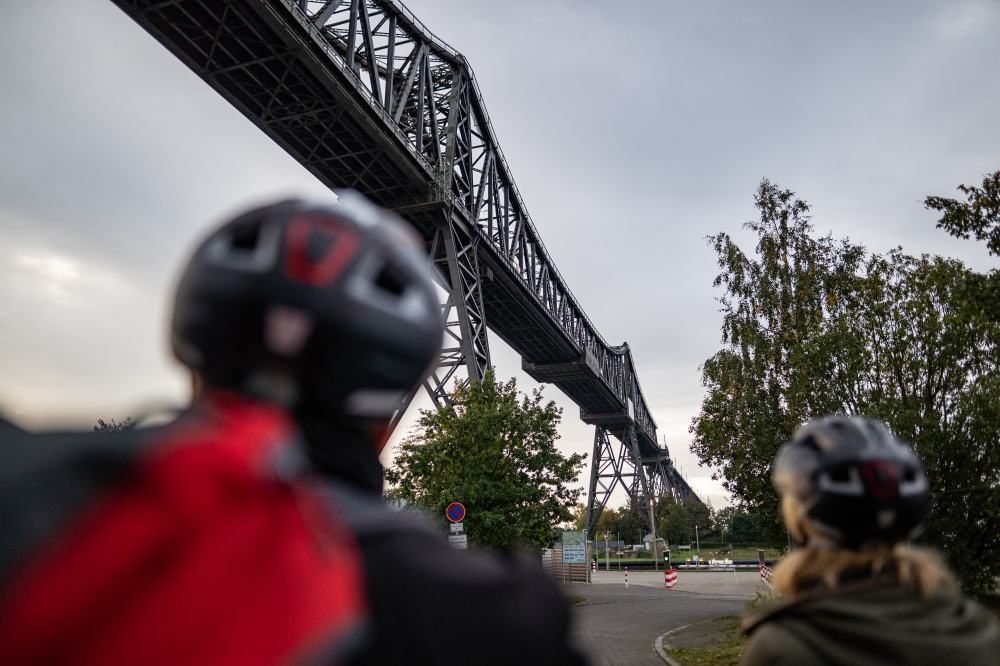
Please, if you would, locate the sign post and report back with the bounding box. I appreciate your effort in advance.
[445,502,466,523]
[446,502,467,550]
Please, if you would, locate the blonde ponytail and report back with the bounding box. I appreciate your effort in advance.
[771,495,955,599]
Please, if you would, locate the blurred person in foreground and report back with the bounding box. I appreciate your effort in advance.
[0,193,585,665]
[741,416,1000,665]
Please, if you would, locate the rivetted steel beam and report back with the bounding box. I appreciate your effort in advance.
[110,0,701,506]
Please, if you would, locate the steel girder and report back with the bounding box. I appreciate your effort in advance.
[285,0,657,437]
[586,427,623,537]
[586,425,661,540]
[110,0,701,504]
[387,207,490,422]
[584,425,706,540]
[667,466,703,506]
[644,451,673,503]
[423,213,490,404]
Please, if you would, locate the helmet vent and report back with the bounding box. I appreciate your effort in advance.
[828,466,851,484]
[231,223,262,252]
[800,435,821,452]
[374,265,406,297]
[817,466,865,495]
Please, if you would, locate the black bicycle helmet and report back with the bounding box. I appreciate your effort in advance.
[171,191,442,425]
[772,416,929,548]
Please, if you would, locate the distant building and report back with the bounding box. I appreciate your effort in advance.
[594,540,625,550]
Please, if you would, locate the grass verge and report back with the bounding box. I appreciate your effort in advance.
[662,591,773,665]
[663,618,744,666]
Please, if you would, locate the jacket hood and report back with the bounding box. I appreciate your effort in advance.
[743,579,1000,665]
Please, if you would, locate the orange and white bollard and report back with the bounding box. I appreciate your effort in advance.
[664,568,678,590]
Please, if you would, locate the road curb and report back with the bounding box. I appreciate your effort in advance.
[654,617,720,666]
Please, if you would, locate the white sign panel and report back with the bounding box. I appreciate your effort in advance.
[448,534,468,549]
[562,530,587,564]
[449,522,464,533]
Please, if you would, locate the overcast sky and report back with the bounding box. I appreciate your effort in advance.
[2,0,998,508]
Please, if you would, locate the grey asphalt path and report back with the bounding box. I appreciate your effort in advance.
[567,571,768,666]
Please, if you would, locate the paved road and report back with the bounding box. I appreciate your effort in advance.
[567,571,767,665]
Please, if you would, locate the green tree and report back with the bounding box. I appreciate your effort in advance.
[714,505,761,544]
[690,179,865,545]
[728,512,757,544]
[659,501,690,545]
[570,502,587,531]
[921,170,1000,592]
[593,506,618,536]
[593,505,642,544]
[858,252,1000,593]
[925,170,1000,257]
[684,498,714,541]
[924,170,1000,323]
[692,179,1000,593]
[712,505,738,540]
[385,371,585,551]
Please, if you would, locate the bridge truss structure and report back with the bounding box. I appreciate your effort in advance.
[111,0,703,536]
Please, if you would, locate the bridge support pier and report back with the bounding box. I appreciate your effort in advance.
[388,213,491,433]
[427,215,491,396]
[583,425,697,563]
[586,426,665,542]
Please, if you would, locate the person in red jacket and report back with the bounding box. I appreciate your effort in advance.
[0,393,368,665]
[0,192,586,665]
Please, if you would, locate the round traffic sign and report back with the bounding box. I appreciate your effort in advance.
[445,501,466,522]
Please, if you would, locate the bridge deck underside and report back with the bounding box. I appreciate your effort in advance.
[404,206,596,368]
[122,0,605,377]
[118,0,432,209]
[521,358,622,416]
[114,0,669,466]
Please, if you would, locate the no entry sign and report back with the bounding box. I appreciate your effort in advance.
[445,502,466,522]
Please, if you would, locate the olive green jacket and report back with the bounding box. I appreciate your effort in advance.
[741,577,1000,665]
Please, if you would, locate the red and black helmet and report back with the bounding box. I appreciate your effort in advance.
[772,416,929,548]
[171,192,442,423]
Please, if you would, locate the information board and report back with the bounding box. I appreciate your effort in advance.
[562,530,587,564]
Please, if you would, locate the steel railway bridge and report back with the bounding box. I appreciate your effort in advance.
[111,0,703,537]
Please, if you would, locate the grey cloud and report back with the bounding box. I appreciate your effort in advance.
[2,0,999,504]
